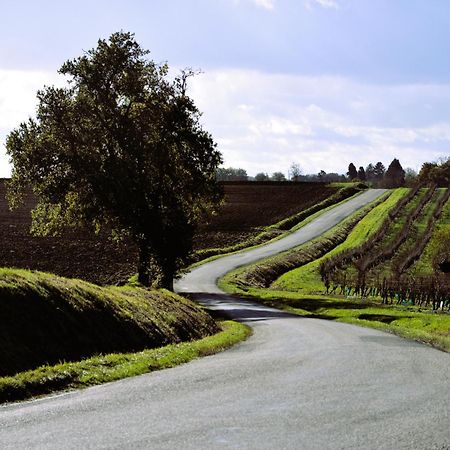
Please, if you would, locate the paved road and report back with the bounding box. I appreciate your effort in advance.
[2,189,450,449]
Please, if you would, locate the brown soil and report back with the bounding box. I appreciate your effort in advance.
[194,181,337,250]
[0,180,336,284]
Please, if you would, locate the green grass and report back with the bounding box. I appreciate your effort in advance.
[0,268,220,377]
[0,320,251,404]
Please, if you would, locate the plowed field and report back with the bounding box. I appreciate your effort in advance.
[0,180,336,284]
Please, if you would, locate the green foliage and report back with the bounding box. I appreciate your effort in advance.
[216,167,248,181]
[418,157,450,186]
[271,172,286,181]
[6,32,222,288]
[254,172,270,181]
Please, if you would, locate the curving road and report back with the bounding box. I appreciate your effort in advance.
[2,189,450,449]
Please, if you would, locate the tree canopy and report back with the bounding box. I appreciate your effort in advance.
[418,157,450,186]
[6,31,223,289]
[254,172,270,181]
[216,167,248,181]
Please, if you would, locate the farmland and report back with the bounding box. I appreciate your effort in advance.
[0,179,346,284]
[220,186,450,350]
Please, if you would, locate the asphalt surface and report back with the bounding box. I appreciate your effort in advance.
[2,189,450,449]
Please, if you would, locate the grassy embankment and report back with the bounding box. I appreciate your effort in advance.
[0,268,250,403]
[220,188,450,352]
[191,183,367,265]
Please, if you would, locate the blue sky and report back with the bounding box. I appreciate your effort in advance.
[1,0,450,177]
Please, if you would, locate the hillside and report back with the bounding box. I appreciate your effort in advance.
[0,268,219,377]
[0,179,344,284]
[225,186,450,302]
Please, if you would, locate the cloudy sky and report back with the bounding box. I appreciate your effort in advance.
[1,0,450,177]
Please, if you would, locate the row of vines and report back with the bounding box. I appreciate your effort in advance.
[320,185,450,310]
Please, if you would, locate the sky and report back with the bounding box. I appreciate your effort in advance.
[1,0,450,178]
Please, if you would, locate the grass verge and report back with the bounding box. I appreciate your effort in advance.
[0,320,251,404]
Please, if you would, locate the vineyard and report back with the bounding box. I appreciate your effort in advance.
[223,185,450,314]
[317,185,450,309]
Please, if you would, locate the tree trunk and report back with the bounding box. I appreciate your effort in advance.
[137,242,151,286]
[158,258,175,291]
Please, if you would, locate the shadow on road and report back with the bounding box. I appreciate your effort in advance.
[185,292,302,322]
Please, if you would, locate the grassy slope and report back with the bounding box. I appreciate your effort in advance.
[0,268,251,403]
[0,268,220,377]
[409,191,450,276]
[272,188,409,293]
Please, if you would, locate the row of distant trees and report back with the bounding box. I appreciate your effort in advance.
[347,158,414,188]
[217,157,450,189]
[217,158,414,187]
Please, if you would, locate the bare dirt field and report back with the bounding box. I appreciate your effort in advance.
[0,180,336,284]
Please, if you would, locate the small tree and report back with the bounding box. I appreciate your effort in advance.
[404,167,418,187]
[347,163,358,180]
[373,161,386,180]
[418,158,450,186]
[289,163,302,181]
[6,32,223,290]
[216,167,248,181]
[271,172,286,181]
[254,172,270,181]
[365,163,375,182]
[357,166,366,181]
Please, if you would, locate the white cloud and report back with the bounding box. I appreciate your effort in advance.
[252,0,275,10]
[232,0,276,10]
[0,69,65,177]
[188,69,450,175]
[305,0,339,10]
[1,67,450,179]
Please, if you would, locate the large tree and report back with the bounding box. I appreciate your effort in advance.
[357,166,366,181]
[384,158,405,188]
[347,163,358,180]
[6,32,223,289]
